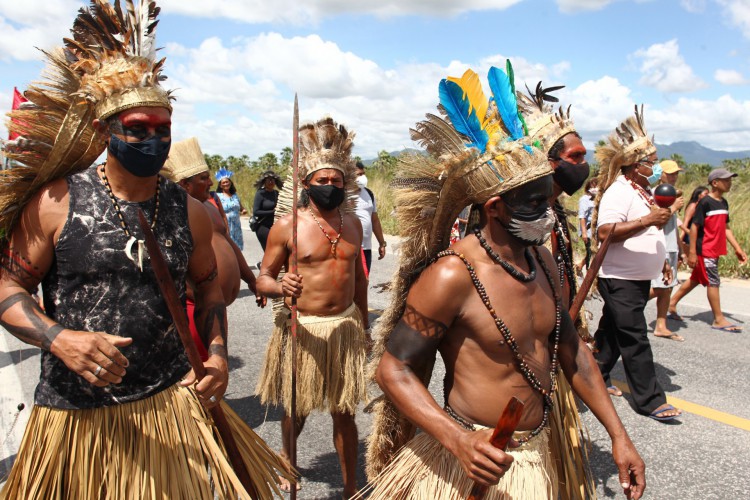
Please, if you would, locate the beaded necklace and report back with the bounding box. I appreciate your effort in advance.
[309,207,344,256]
[473,227,536,283]
[99,164,160,271]
[434,247,561,442]
[551,206,577,299]
[626,176,654,207]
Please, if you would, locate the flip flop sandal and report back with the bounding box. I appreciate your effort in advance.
[607,385,623,397]
[666,312,685,322]
[711,324,743,332]
[648,404,680,422]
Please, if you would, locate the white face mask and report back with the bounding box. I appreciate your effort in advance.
[356,174,368,189]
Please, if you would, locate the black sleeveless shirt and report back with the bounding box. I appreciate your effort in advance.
[37,165,193,409]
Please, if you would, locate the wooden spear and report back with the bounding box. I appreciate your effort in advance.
[466,397,525,500]
[569,223,616,320]
[136,210,259,499]
[289,94,300,500]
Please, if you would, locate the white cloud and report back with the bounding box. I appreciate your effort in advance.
[680,0,707,12]
[717,0,750,38]
[159,0,522,24]
[556,0,616,13]
[632,39,708,93]
[0,1,81,61]
[715,69,749,85]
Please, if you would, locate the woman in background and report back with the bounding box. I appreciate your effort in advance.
[680,185,709,249]
[252,170,284,251]
[216,168,247,250]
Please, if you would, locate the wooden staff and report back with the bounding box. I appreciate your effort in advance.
[136,211,259,499]
[569,223,616,320]
[289,94,300,500]
[466,397,525,500]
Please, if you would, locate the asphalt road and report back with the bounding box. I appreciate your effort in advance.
[2,222,750,499]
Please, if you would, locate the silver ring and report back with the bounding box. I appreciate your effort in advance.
[209,395,217,403]
[94,365,103,377]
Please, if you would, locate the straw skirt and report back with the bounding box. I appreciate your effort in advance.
[360,427,557,500]
[0,384,292,500]
[256,303,367,417]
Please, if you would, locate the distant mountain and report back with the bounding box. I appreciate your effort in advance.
[655,141,750,166]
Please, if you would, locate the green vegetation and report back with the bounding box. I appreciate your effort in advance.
[206,147,750,278]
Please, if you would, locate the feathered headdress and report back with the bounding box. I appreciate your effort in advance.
[275,116,359,221]
[517,81,576,154]
[215,168,234,182]
[590,104,656,238]
[163,137,208,182]
[0,0,172,246]
[365,61,553,479]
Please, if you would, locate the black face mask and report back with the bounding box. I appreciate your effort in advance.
[108,134,171,177]
[307,185,346,210]
[553,160,590,196]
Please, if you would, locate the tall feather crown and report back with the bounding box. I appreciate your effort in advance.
[0,0,172,245]
[366,61,553,479]
[517,82,576,154]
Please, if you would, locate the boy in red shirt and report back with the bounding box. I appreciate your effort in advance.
[669,168,748,331]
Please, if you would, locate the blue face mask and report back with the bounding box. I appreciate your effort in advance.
[108,134,171,177]
[645,162,663,185]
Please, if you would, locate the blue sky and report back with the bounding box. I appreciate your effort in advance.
[2,0,750,159]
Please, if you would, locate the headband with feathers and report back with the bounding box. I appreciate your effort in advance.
[0,0,173,247]
[517,81,576,154]
[215,168,234,182]
[590,104,656,241]
[365,60,553,479]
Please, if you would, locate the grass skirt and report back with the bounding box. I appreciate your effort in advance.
[256,303,367,417]
[0,384,292,499]
[359,426,556,500]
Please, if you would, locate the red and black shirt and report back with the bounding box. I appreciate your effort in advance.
[692,196,730,258]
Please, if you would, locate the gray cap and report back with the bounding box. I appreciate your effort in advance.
[708,168,738,183]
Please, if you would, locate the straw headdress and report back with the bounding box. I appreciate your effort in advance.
[366,61,553,479]
[163,137,208,182]
[590,104,656,241]
[517,82,577,154]
[0,0,173,248]
[275,116,359,221]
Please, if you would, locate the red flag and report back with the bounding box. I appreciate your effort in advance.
[9,87,28,141]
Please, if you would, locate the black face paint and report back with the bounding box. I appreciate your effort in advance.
[307,184,345,210]
[496,176,555,246]
[108,134,171,177]
[553,160,590,195]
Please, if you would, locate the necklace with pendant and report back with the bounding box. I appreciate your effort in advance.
[309,207,344,256]
[99,164,160,271]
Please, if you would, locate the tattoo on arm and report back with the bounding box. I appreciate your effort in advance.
[198,302,228,346]
[386,304,448,373]
[1,249,43,291]
[207,343,228,360]
[0,292,63,350]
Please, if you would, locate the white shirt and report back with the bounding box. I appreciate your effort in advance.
[597,175,666,281]
[355,188,377,250]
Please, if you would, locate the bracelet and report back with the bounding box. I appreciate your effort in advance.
[379,241,387,248]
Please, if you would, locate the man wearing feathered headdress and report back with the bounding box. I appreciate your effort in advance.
[362,64,645,500]
[164,137,265,361]
[0,1,290,497]
[255,116,369,497]
[589,106,682,423]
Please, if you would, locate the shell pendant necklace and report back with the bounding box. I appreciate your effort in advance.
[309,207,344,256]
[99,164,160,271]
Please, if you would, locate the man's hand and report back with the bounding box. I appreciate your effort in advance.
[662,261,673,286]
[50,330,132,387]
[378,244,386,260]
[255,294,267,308]
[281,272,303,298]
[671,196,685,213]
[612,435,646,500]
[736,249,748,265]
[688,252,698,269]
[451,428,515,486]
[181,348,229,409]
